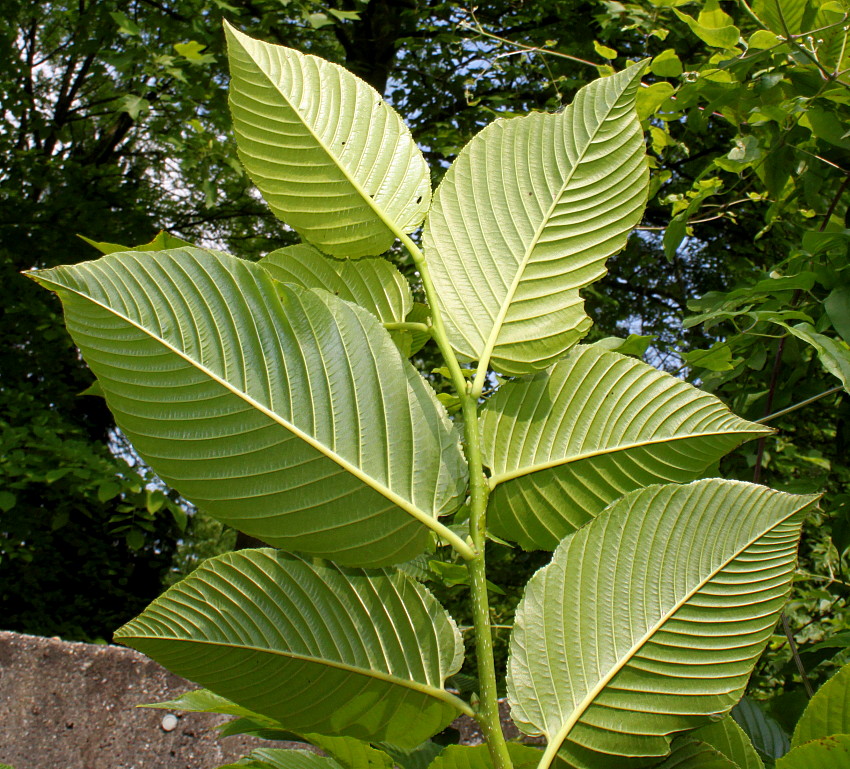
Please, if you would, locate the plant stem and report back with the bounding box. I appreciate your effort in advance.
[398,231,512,769]
[462,395,514,769]
[757,385,844,423]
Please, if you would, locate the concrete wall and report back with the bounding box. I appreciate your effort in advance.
[0,631,527,769]
[0,631,297,769]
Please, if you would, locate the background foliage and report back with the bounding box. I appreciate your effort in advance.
[2,0,848,735]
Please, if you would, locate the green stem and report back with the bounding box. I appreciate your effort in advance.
[462,395,514,769]
[398,230,511,769]
[383,321,432,334]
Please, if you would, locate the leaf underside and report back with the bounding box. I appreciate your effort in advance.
[508,479,815,763]
[30,248,466,567]
[425,63,649,376]
[259,244,413,324]
[482,345,769,549]
[226,22,430,258]
[115,549,464,748]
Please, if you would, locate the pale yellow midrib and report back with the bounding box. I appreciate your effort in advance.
[474,81,636,378]
[117,633,474,716]
[488,428,767,487]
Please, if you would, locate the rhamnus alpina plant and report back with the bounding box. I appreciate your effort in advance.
[30,21,820,769]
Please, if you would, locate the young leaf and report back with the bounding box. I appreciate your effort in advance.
[508,480,816,763]
[775,735,850,768]
[224,22,430,258]
[259,244,413,324]
[482,346,769,549]
[691,717,765,769]
[791,661,850,746]
[424,63,649,377]
[115,549,468,748]
[29,248,468,566]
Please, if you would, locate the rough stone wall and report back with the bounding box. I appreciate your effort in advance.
[0,631,298,769]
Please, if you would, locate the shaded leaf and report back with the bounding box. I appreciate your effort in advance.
[791,661,850,746]
[116,549,467,747]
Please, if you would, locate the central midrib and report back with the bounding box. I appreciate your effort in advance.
[474,78,633,376]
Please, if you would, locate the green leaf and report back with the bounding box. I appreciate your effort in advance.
[776,735,850,768]
[224,23,430,258]
[779,322,850,393]
[651,49,684,77]
[78,231,195,254]
[219,749,343,769]
[637,82,675,120]
[481,346,769,549]
[29,248,467,567]
[425,64,649,377]
[304,735,394,769]
[753,0,808,36]
[674,0,741,48]
[115,549,466,747]
[378,741,444,769]
[143,688,265,718]
[731,698,790,762]
[430,745,547,769]
[508,480,815,762]
[682,343,735,372]
[655,738,742,768]
[259,244,412,325]
[791,661,850,746]
[692,717,765,768]
[826,286,850,342]
[0,491,16,512]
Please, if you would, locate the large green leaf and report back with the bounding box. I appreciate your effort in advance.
[259,244,412,324]
[225,23,430,258]
[424,64,649,377]
[481,346,769,549]
[30,248,467,567]
[776,735,850,768]
[791,661,850,746]
[508,480,816,763]
[115,549,467,747]
[692,717,764,769]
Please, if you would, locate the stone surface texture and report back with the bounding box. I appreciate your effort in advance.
[0,631,298,769]
[0,630,531,769]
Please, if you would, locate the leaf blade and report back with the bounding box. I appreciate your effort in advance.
[115,549,466,747]
[482,346,770,549]
[424,64,649,376]
[30,248,467,566]
[225,23,430,257]
[508,480,816,762]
